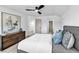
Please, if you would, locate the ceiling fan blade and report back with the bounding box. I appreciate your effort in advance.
[25,9,35,11]
[38,5,44,10]
[38,11,42,14]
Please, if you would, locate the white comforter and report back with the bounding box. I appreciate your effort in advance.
[18,34,53,53]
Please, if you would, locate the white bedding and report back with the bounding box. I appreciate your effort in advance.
[18,34,53,53]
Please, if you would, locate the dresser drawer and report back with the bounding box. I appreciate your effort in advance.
[3,36,18,42]
[3,37,18,49]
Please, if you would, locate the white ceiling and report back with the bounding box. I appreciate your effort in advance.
[0,5,70,16]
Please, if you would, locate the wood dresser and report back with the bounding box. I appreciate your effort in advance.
[1,31,25,51]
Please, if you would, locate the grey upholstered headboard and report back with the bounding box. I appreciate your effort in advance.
[64,26,79,51]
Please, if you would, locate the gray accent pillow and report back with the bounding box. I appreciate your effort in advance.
[62,31,75,49]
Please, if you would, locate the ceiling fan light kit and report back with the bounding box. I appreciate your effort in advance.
[35,10,38,12]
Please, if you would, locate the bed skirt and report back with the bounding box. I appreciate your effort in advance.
[17,49,28,53]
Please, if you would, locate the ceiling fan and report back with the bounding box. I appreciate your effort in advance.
[25,5,45,14]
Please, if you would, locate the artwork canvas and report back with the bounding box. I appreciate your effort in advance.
[2,12,21,34]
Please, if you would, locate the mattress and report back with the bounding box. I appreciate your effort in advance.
[18,34,53,53]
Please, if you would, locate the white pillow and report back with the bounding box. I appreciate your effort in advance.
[62,32,75,49]
[67,34,75,49]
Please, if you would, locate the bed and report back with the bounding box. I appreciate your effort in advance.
[18,34,53,53]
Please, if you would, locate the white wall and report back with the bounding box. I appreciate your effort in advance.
[0,12,1,35]
[28,15,62,33]
[0,7,28,36]
[62,6,79,27]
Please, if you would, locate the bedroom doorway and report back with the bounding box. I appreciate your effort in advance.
[49,21,53,34]
[35,19,41,33]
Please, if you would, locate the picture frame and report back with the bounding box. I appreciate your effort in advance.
[1,12,21,34]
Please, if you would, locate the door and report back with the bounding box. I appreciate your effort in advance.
[49,21,53,34]
[35,19,41,33]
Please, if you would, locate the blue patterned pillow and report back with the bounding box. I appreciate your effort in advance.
[53,30,63,44]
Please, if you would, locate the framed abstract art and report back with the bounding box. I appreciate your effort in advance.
[1,12,21,34]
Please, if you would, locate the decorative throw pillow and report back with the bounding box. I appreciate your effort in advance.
[53,30,63,44]
[62,31,75,49]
